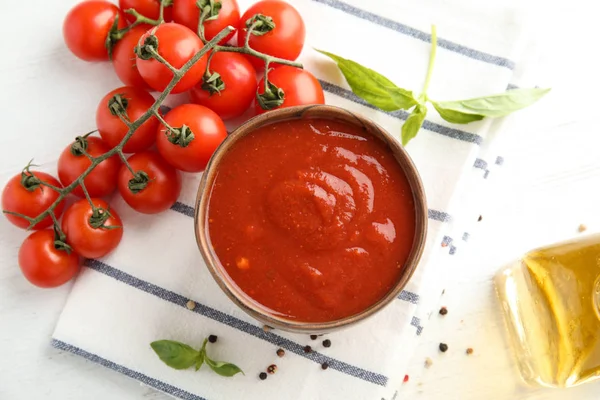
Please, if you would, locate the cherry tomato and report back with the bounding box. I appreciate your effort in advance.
[63,0,127,61]
[256,66,324,114]
[136,23,207,94]
[189,52,257,119]
[62,199,123,259]
[156,104,227,172]
[2,171,65,230]
[118,151,181,214]
[172,0,239,44]
[112,26,152,89]
[57,136,121,199]
[18,230,80,288]
[237,0,305,69]
[96,86,159,153]
[119,0,172,24]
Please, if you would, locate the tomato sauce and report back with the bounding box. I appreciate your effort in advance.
[207,118,416,322]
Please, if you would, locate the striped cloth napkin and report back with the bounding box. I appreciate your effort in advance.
[47,1,534,399]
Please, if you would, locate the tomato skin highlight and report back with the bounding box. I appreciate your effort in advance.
[63,0,127,62]
[58,137,121,198]
[237,0,305,69]
[96,86,159,153]
[112,26,152,89]
[119,0,172,24]
[256,66,325,114]
[118,151,182,214]
[2,172,65,230]
[62,199,123,259]
[189,52,257,120]
[136,23,207,94]
[156,104,227,172]
[18,230,80,288]
[172,0,240,44]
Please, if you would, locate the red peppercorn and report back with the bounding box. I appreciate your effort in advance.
[267,364,277,374]
[403,374,409,383]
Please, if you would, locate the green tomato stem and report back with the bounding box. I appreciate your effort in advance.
[421,24,437,98]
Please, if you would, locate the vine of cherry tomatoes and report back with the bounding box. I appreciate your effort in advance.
[2,0,325,289]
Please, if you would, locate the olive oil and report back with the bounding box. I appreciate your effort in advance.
[495,234,600,388]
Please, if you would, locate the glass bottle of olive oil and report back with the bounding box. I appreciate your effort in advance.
[495,234,600,388]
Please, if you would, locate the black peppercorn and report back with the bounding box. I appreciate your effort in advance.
[322,339,331,348]
[276,348,285,357]
[321,362,329,370]
[208,335,218,343]
[259,372,267,380]
[303,345,312,353]
[439,343,448,352]
[310,334,318,340]
[267,364,277,374]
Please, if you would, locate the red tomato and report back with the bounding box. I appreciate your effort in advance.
[62,199,123,259]
[96,86,159,153]
[136,23,206,94]
[118,151,181,214]
[237,0,305,69]
[112,26,152,89]
[119,0,172,24]
[63,0,127,61]
[256,66,324,114]
[58,136,121,198]
[189,52,257,119]
[172,0,239,43]
[18,230,80,288]
[156,104,227,172]
[2,171,65,230]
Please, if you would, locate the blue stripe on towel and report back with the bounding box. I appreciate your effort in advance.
[51,339,208,400]
[311,0,515,70]
[85,259,389,387]
[318,80,484,145]
[410,316,423,336]
[397,290,419,304]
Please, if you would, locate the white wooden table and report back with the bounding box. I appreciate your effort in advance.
[2,0,599,399]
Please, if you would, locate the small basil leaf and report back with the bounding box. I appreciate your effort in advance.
[204,357,244,377]
[195,352,205,371]
[434,87,550,118]
[401,104,427,146]
[316,49,417,111]
[431,101,484,124]
[150,340,200,370]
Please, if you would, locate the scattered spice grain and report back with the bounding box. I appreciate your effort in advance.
[276,348,285,357]
[208,335,218,343]
[267,364,277,374]
[322,339,331,348]
[439,343,448,353]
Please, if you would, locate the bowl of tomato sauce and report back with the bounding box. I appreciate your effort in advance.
[194,105,427,333]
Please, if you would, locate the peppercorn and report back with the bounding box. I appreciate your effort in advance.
[439,343,448,352]
[403,374,409,383]
[276,348,285,357]
[310,334,318,340]
[321,362,329,370]
[424,357,433,368]
[208,335,218,343]
[186,300,196,310]
[303,345,312,353]
[259,372,267,380]
[439,306,448,316]
[267,364,277,374]
[477,215,482,222]
[466,348,474,355]
[322,339,331,348]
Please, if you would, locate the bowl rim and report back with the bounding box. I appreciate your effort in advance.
[194,104,428,333]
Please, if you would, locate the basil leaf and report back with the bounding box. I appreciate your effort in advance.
[433,88,550,118]
[150,340,200,370]
[195,352,205,371]
[316,49,417,111]
[205,356,244,377]
[401,104,427,146]
[431,101,484,124]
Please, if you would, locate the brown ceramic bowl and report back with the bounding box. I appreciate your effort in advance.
[194,105,427,333]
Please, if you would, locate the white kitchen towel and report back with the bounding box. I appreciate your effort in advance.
[43,1,537,399]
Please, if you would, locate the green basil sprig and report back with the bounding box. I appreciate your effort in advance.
[317,25,550,146]
[151,338,243,377]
